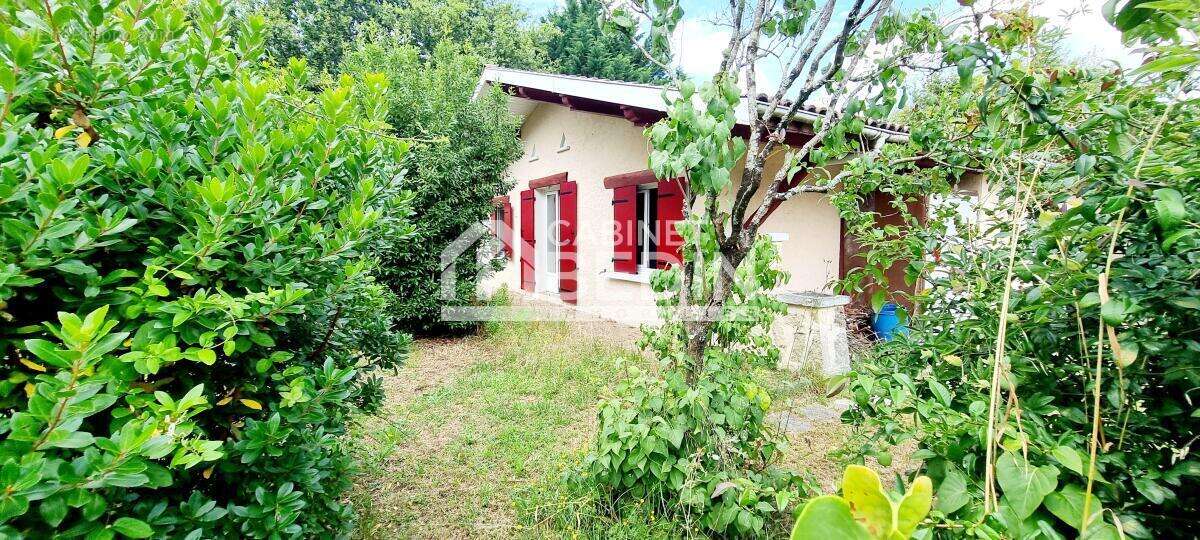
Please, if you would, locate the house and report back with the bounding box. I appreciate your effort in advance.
[475,66,984,329]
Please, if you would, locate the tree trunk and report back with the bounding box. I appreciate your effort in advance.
[680,246,746,381]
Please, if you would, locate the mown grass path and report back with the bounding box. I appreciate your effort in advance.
[349,320,641,538]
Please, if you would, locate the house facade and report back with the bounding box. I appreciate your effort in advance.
[475,66,979,326]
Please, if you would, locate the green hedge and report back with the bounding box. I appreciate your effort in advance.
[0,0,412,537]
[341,43,522,334]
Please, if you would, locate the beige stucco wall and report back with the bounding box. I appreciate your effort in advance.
[481,102,842,325]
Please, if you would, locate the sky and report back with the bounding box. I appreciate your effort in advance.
[516,0,1141,83]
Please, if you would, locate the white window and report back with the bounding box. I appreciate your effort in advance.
[635,185,658,271]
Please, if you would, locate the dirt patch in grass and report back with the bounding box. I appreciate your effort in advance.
[383,336,494,401]
[775,406,919,493]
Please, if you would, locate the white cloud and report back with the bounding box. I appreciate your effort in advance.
[669,19,786,93]
[670,20,731,78]
[660,0,1143,96]
[1030,0,1142,68]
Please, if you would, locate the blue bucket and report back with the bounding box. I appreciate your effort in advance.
[872,302,908,341]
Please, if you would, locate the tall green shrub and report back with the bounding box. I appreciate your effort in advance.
[342,43,522,333]
[576,169,806,535]
[0,0,413,536]
[836,5,1199,539]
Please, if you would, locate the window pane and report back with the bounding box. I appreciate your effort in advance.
[648,188,658,268]
[635,189,645,267]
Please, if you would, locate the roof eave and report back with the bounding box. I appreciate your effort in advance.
[476,65,910,143]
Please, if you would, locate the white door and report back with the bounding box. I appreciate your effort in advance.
[537,190,560,293]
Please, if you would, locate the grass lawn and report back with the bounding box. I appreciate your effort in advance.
[347,309,911,539]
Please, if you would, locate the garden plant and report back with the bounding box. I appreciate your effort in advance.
[0,0,415,536]
[568,0,948,535]
[835,2,1200,539]
[576,0,1200,538]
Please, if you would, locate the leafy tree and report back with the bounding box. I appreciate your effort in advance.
[0,0,414,536]
[374,0,553,71]
[551,4,949,535]
[250,0,384,74]
[544,0,670,83]
[610,0,943,361]
[341,42,523,333]
[580,237,812,537]
[836,3,1200,539]
[567,0,944,534]
[250,0,552,74]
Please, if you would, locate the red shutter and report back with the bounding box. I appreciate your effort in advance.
[492,199,515,259]
[656,178,685,269]
[502,199,514,259]
[519,189,535,291]
[612,184,637,274]
[559,181,578,304]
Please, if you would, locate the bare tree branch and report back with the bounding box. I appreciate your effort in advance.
[739,4,894,244]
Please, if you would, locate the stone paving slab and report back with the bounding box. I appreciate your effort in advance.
[768,402,845,435]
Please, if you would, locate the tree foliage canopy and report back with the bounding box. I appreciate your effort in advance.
[341,42,522,333]
[252,0,552,74]
[544,0,671,83]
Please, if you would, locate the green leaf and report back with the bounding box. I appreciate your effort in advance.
[1132,477,1172,504]
[1050,446,1085,477]
[935,469,970,515]
[1152,188,1187,230]
[1169,296,1200,310]
[195,349,216,365]
[53,260,94,275]
[996,452,1058,520]
[103,218,139,236]
[47,430,96,449]
[956,57,975,87]
[0,495,29,522]
[610,13,635,29]
[870,290,886,313]
[249,331,275,347]
[112,516,154,538]
[927,380,952,406]
[1099,298,1132,326]
[24,339,73,369]
[1081,522,1123,540]
[895,476,932,538]
[789,496,871,540]
[103,473,149,488]
[1162,229,1196,250]
[38,496,68,527]
[1136,54,1200,73]
[679,79,695,99]
[841,465,894,538]
[1043,484,1100,530]
[1074,154,1096,177]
